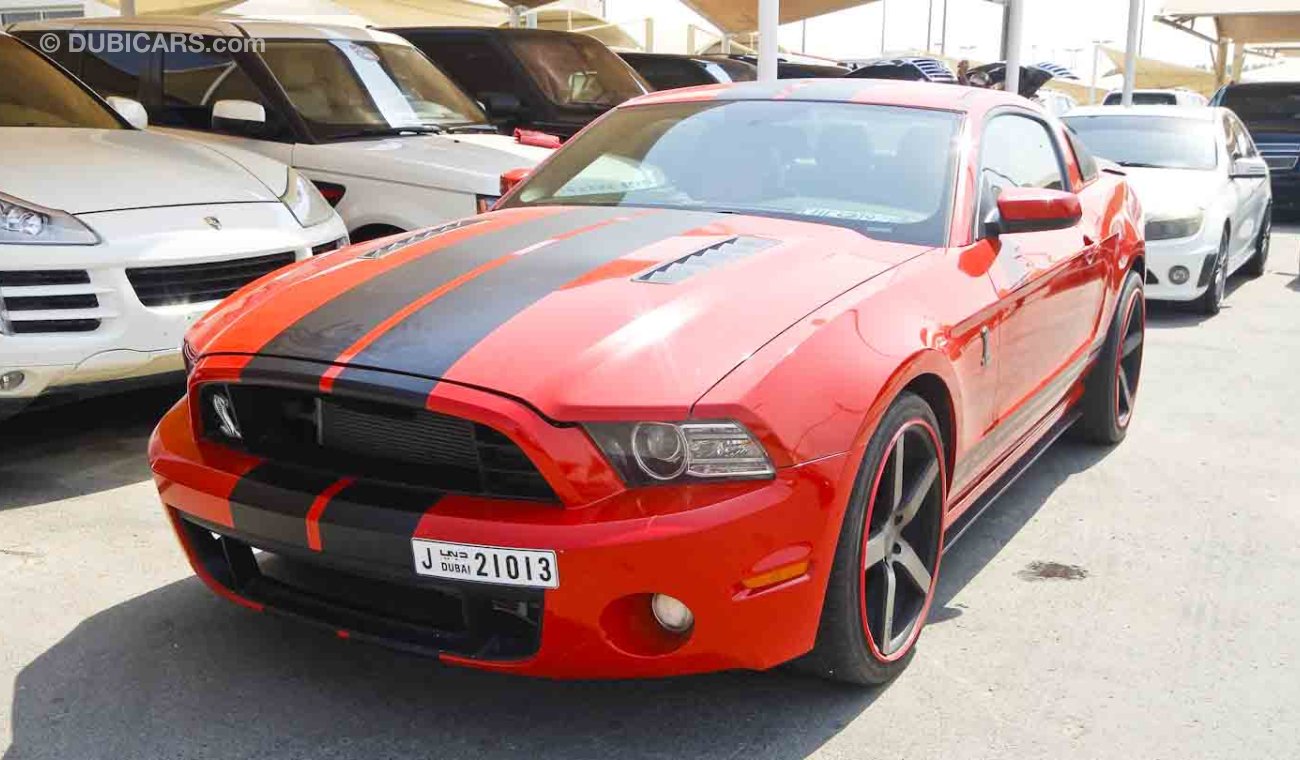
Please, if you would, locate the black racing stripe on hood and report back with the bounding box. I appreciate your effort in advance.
[229,463,340,549]
[316,481,440,568]
[334,209,726,382]
[242,206,627,381]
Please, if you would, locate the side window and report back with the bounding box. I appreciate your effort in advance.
[74,33,150,101]
[16,31,80,75]
[1222,115,1242,159]
[1064,127,1099,184]
[1229,114,1258,158]
[978,114,1068,231]
[419,38,518,101]
[159,44,290,140]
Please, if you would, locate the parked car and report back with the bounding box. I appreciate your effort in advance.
[724,53,848,78]
[1103,88,1207,106]
[12,18,553,242]
[1211,81,1300,213]
[1066,106,1270,313]
[845,57,958,83]
[153,79,1145,685]
[390,27,649,140]
[619,52,756,90]
[1036,88,1078,117]
[0,31,347,419]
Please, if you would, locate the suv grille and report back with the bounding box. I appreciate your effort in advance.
[200,384,556,502]
[0,269,101,334]
[127,252,294,307]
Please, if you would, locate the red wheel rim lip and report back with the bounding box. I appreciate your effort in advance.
[857,418,948,663]
[1114,287,1145,429]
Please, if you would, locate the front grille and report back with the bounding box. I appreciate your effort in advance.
[1264,155,1297,171]
[0,269,101,335]
[127,252,295,307]
[200,384,557,502]
[176,514,543,660]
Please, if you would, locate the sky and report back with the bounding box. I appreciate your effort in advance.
[603,0,1238,80]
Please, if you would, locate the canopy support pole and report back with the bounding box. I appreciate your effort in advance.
[758,0,779,83]
[1214,38,1228,86]
[1120,0,1141,106]
[1231,41,1246,83]
[121,0,135,15]
[1004,0,1023,97]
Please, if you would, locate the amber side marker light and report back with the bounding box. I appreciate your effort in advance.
[741,559,811,591]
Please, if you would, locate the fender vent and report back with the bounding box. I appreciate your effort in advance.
[635,236,776,285]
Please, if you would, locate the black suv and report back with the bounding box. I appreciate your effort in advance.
[389,27,648,140]
[619,52,756,90]
[1213,82,1300,211]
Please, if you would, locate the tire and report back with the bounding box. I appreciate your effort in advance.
[1197,229,1229,315]
[1242,204,1272,278]
[1076,268,1145,445]
[796,392,946,686]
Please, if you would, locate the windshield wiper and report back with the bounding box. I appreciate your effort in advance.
[1115,160,1168,169]
[328,124,446,140]
[443,123,500,135]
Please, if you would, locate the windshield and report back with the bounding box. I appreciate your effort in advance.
[1103,92,1177,105]
[259,39,487,139]
[0,36,121,129]
[504,100,960,246]
[1064,115,1217,170]
[1219,84,1300,129]
[507,34,647,108]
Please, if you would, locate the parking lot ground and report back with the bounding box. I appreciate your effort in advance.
[2,231,1299,760]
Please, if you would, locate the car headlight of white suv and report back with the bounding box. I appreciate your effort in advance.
[280,169,335,228]
[0,192,99,246]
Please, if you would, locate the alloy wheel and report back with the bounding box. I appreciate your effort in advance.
[1115,291,1145,428]
[859,421,945,660]
[1213,244,1228,306]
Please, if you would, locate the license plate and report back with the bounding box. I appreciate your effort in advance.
[411,539,558,589]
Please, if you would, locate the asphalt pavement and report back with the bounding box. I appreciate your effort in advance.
[2,229,1298,759]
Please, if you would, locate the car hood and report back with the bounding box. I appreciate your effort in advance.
[192,206,925,419]
[1118,167,1224,219]
[293,133,551,196]
[0,128,280,214]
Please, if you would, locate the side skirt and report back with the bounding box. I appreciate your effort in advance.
[941,406,1082,552]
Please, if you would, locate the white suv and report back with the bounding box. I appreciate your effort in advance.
[12,17,553,242]
[0,32,348,419]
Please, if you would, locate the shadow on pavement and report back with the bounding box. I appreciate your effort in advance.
[4,429,1117,760]
[0,385,181,512]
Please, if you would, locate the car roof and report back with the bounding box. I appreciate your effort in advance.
[627,78,1030,115]
[9,14,409,43]
[386,26,588,41]
[1067,105,1221,120]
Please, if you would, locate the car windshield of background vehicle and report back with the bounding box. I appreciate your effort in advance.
[0,37,122,129]
[505,100,960,246]
[507,35,648,108]
[259,40,488,139]
[1218,84,1300,131]
[1065,115,1217,170]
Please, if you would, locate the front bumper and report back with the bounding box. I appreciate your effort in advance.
[1142,233,1218,302]
[150,387,855,679]
[0,204,346,417]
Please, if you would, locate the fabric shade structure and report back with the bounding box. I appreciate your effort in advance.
[1099,44,1218,95]
[97,0,509,23]
[505,0,879,35]
[1159,1,1300,45]
[500,7,643,49]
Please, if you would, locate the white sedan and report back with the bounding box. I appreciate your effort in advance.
[1065,106,1272,314]
[0,32,348,419]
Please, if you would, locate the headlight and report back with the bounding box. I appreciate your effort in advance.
[0,192,99,246]
[1145,212,1203,241]
[585,420,775,485]
[280,169,335,228]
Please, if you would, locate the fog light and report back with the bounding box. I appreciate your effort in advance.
[1169,265,1191,285]
[650,594,694,633]
[0,370,25,391]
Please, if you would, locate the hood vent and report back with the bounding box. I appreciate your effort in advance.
[635,236,776,285]
[361,218,484,260]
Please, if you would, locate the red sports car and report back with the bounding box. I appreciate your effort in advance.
[150,80,1146,685]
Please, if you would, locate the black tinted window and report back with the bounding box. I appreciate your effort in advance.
[414,37,520,101]
[1219,84,1300,128]
[72,33,148,100]
[623,56,714,90]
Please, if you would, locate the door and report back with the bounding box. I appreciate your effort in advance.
[1224,112,1268,269]
[978,113,1107,443]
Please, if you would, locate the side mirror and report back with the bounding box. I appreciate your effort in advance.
[212,99,266,138]
[481,91,523,118]
[106,96,148,129]
[1230,156,1268,179]
[985,187,1082,237]
[500,167,531,196]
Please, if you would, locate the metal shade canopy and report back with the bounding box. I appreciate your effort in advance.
[1160,1,1300,44]
[506,0,878,34]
